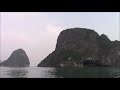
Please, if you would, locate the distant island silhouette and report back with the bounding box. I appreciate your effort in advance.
[0,49,30,67]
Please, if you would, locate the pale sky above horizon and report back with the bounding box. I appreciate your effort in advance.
[0,12,119,66]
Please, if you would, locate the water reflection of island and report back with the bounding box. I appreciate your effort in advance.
[7,68,28,78]
[54,67,120,78]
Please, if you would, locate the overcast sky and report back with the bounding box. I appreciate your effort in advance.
[0,12,119,66]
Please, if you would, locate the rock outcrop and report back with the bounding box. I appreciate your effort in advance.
[0,49,30,67]
[38,28,120,67]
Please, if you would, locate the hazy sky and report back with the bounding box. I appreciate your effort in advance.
[0,12,119,66]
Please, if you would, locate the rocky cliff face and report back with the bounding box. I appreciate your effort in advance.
[0,49,30,67]
[38,28,120,67]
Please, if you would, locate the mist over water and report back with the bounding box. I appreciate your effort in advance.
[0,67,120,78]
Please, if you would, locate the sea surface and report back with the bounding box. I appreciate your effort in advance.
[0,67,120,78]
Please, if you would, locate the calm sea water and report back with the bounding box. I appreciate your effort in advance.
[0,67,120,78]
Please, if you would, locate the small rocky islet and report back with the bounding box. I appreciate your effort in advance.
[0,28,120,67]
[0,49,30,67]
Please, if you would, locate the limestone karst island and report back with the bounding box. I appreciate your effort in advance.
[0,49,30,67]
[38,28,120,67]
